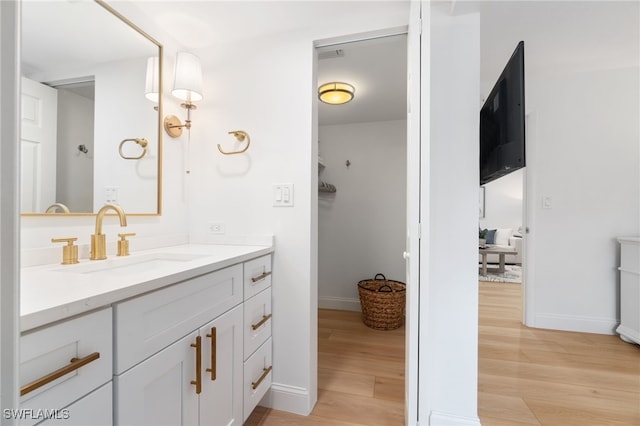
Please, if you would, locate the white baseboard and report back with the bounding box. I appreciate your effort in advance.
[318,296,361,312]
[264,383,313,416]
[429,411,481,426]
[535,313,618,335]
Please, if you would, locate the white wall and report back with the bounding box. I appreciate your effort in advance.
[184,10,410,415]
[56,88,94,213]
[479,167,523,232]
[318,120,407,311]
[526,66,640,334]
[420,6,480,424]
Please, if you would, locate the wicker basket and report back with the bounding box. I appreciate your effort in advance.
[357,273,406,330]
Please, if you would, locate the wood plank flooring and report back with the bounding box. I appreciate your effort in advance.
[478,281,640,426]
[246,282,640,425]
[245,309,405,425]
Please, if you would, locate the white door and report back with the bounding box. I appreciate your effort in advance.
[405,1,422,424]
[21,77,57,213]
[199,305,243,426]
[115,332,199,426]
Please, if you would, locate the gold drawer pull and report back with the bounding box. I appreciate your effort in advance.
[251,366,273,390]
[251,314,272,331]
[20,352,100,397]
[251,271,272,283]
[206,327,216,381]
[190,336,202,394]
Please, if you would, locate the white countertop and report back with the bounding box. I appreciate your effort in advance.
[21,244,273,332]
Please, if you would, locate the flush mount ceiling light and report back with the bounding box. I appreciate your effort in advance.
[318,82,355,105]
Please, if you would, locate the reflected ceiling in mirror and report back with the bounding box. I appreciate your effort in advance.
[21,0,163,216]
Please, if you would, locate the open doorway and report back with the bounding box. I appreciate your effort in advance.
[314,32,409,424]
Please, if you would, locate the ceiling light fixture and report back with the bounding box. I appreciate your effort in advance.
[318,82,355,105]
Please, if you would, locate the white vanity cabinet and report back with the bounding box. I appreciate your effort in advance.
[617,237,640,345]
[113,263,245,425]
[243,255,274,421]
[19,308,112,426]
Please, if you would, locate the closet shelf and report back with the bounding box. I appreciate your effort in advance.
[319,181,336,193]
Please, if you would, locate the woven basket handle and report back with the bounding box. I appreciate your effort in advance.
[374,273,387,280]
[378,284,393,292]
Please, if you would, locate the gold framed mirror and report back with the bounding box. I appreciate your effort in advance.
[20,0,163,216]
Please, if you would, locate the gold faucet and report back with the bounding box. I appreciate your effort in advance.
[90,204,127,260]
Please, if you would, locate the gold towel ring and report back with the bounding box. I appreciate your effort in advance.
[119,138,148,160]
[218,130,250,155]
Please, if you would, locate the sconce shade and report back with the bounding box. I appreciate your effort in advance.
[145,56,160,102]
[172,52,203,103]
[318,82,355,105]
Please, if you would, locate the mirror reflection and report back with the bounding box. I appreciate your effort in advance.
[20,0,162,215]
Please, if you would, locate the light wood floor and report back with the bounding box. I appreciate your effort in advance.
[246,282,640,425]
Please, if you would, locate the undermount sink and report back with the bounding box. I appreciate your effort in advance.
[53,252,208,276]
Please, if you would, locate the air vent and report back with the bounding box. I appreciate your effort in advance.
[318,49,345,60]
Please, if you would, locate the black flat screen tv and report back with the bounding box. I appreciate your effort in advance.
[480,41,525,185]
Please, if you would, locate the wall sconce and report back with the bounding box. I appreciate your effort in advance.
[318,82,355,105]
[144,56,160,106]
[164,52,203,138]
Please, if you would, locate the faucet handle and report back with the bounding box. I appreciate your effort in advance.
[117,233,136,257]
[51,237,79,265]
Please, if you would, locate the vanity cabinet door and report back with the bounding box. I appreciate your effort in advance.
[114,332,199,426]
[199,304,243,426]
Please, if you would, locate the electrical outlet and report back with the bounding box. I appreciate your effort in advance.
[208,222,225,235]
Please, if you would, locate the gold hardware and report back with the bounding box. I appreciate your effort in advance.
[45,203,70,214]
[164,114,188,138]
[90,204,127,260]
[20,352,100,397]
[251,271,272,283]
[217,130,250,155]
[191,336,202,394]
[251,314,272,331]
[118,138,148,160]
[206,327,216,381]
[51,237,79,265]
[117,233,136,256]
[251,366,273,390]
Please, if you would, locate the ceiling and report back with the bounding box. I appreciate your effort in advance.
[23,1,638,126]
[128,0,638,125]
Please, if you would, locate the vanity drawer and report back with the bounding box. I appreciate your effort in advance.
[244,287,272,360]
[19,308,112,425]
[244,254,272,300]
[243,337,273,422]
[114,264,243,374]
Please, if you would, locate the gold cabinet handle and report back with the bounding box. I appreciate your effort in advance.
[251,366,273,390]
[190,336,202,394]
[251,271,272,283]
[20,352,100,397]
[251,314,272,331]
[205,327,216,381]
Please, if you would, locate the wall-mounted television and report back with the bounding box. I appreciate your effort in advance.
[480,41,525,185]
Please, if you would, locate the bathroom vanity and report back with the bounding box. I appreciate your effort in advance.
[19,244,273,425]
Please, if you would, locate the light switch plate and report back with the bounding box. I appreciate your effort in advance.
[273,184,294,207]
